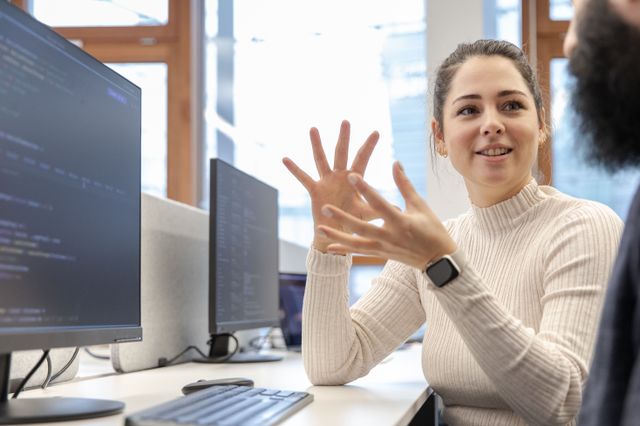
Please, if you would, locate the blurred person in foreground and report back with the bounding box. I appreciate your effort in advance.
[564,0,640,424]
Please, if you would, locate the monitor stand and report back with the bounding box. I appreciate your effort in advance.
[194,334,283,364]
[0,353,124,424]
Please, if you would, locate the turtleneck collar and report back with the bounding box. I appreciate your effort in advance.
[471,179,546,233]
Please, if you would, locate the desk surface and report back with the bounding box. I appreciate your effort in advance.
[20,344,429,426]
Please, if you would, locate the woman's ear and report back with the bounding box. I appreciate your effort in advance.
[431,118,447,156]
[431,118,443,142]
[538,108,549,146]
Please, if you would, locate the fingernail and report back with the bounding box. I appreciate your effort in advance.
[316,229,326,238]
[396,161,405,172]
[321,207,332,217]
[348,175,358,185]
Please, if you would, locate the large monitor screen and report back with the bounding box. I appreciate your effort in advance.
[0,3,141,351]
[209,158,279,335]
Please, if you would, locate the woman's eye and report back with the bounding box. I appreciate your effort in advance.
[503,101,524,111]
[457,106,477,116]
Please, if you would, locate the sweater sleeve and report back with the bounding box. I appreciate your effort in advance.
[431,204,623,425]
[302,248,425,385]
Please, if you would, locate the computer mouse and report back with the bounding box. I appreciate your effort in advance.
[181,377,255,395]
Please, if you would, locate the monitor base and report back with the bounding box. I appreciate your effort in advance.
[0,397,124,424]
[195,352,282,364]
[201,334,283,363]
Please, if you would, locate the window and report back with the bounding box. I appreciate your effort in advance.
[204,0,427,248]
[549,0,573,21]
[31,0,169,27]
[484,0,522,46]
[108,63,168,197]
[202,0,526,250]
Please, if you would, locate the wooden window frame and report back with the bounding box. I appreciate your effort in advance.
[12,0,196,205]
[530,0,570,185]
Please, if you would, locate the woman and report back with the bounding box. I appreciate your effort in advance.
[282,40,623,425]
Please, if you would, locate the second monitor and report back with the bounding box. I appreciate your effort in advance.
[202,158,281,363]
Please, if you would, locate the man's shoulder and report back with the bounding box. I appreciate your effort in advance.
[625,185,640,226]
[616,185,640,250]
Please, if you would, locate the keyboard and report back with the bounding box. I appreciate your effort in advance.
[125,385,313,426]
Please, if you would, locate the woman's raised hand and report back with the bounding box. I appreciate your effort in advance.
[282,120,380,252]
[317,161,457,270]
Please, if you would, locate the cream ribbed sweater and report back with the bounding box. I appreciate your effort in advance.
[302,180,623,426]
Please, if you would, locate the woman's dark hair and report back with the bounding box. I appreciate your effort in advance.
[432,39,545,136]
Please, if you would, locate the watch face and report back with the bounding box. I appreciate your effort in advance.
[427,257,459,287]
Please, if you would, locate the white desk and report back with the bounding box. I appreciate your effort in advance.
[19,344,430,426]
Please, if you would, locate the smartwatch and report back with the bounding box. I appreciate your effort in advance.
[424,255,460,287]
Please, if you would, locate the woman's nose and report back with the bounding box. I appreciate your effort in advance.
[480,111,505,136]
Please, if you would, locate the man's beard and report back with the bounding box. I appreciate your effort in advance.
[568,0,640,171]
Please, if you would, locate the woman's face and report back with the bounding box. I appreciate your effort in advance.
[434,55,543,206]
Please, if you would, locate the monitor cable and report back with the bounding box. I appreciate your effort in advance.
[43,350,52,389]
[159,333,241,366]
[209,333,240,362]
[11,349,50,399]
[41,347,80,390]
[84,347,110,360]
[158,345,209,368]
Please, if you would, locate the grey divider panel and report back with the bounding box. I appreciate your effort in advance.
[111,193,210,373]
[9,347,79,392]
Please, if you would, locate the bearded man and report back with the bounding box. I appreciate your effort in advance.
[564,0,640,424]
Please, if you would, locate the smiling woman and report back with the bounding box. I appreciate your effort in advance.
[433,55,544,207]
[284,39,624,425]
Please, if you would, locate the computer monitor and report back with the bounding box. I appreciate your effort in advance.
[0,3,141,423]
[278,273,307,351]
[203,158,281,363]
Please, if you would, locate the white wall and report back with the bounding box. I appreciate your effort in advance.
[425,0,485,220]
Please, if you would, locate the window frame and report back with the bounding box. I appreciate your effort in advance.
[530,0,570,185]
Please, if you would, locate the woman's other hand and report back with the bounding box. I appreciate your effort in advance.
[282,120,380,252]
[317,161,457,270]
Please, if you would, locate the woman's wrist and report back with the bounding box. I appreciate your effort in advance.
[312,235,331,253]
[312,234,347,256]
[423,239,458,269]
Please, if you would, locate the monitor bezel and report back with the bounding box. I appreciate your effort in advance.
[0,327,142,352]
